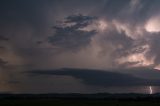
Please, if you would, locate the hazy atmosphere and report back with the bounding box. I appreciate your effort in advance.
[1,0,160,94]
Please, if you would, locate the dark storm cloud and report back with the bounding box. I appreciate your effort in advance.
[48,14,97,50]
[1,0,160,93]
[27,68,155,87]
[65,14,96,24]
[1,0,160,68]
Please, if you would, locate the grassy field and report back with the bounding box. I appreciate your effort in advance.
[1,99,160,106]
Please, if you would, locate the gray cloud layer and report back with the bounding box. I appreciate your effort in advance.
[27,68,160,87]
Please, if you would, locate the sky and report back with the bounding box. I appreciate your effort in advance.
[1,0,160,94]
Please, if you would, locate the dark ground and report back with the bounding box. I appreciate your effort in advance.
[0,93,160,106]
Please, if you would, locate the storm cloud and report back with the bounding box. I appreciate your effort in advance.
[48,14,97,51]
[1,0,160,69]
[27,68,160,87]
[1,0,160,93]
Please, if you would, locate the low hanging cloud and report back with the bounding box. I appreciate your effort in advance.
[27,68,160,87]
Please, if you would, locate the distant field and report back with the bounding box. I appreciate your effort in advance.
[1,94,160,106]
[1,99,160,106]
